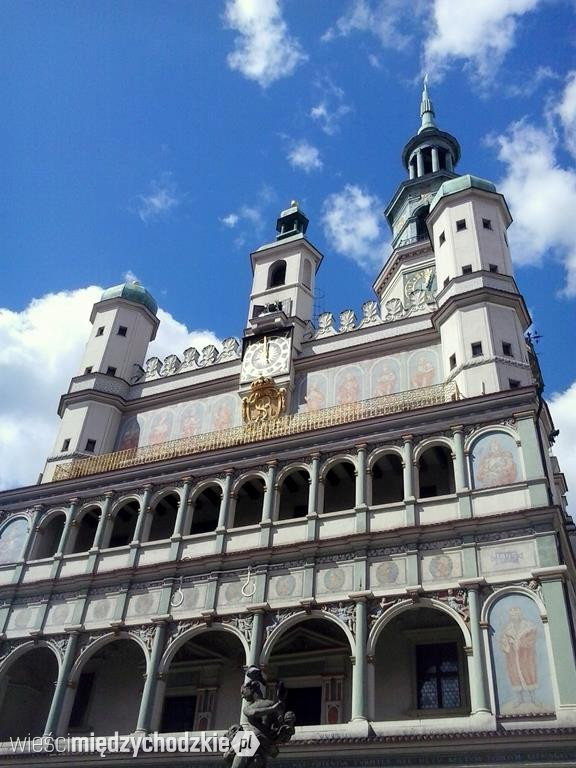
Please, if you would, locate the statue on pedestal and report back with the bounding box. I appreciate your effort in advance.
[223,666,296,768]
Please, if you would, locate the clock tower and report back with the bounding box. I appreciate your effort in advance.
[241,201,323,410]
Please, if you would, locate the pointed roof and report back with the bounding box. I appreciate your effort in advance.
[418,75,437,133]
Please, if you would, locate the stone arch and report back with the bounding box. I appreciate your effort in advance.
[70,504,101,554]
[276,465,310,520]
[480,585,546,624]
[158,622,249,677]
[69,632,151,684]
[368,598,472,655]
[415,439,456,498]
[148,491,179,542]
[466,428,524,491]
[320,456,357,514]
[32,509,67,559]
[268,259,287,288]
[464,425,520,453]
[106,496,141,548]
[0,643,60,739]
[367,445,404,471]
[260,609,355,665]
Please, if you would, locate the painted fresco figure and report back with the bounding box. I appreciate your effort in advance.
[375,362,398,396]
[476,436,517,487]
[304,382,325,412]
[499,605,538,707]
[410,354,436,388]
[336,371,360,405]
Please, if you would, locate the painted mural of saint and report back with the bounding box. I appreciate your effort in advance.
[336,371,360,405]
[476,437,517,488]
[179,404,201,438]
[148,411,173,446]
[410,354,436,389]
[305,382,325,412]
[375,363,398,396]
[118,417,140,451]
[499,605,539,707]
[212,402,233,431]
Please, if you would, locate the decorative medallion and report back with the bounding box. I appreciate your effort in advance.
[323,568,346,592]
[375,561,400,586]
[241,377,286,424]
[274,574,296,597]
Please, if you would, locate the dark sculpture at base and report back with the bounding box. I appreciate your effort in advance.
[223,666,296,768]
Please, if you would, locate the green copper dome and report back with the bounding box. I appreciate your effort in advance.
[100,281,158,315]
[430,174,497,212]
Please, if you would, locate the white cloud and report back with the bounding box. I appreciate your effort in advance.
[549,381,576,507]
[287,140,323,172]
[423,0,543,83]
[322,0,415,49]
[321,184,388,271]
[555,70,576,158]
[224,0,307,88]
[0,287,219,491]
[137,172,181,224]
[220,213,240,228]
[310,78,353,136]
[489,118,576,296]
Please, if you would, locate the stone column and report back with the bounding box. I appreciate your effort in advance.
[306,453,320,541]
[86,492,114,573]
[136,621,168,734]
[431,146,440,172]
[355,445,368,535]
[453,425,472,518]
[216,471,233,552]
[350,594,370,721]
[402,435,415,526]
[129,484,154,568]
[260,462,277,548]
[44,631,80,736]
[416,149,424,177]
[57,498,80,556]
[12,505,44,585]
[459,578,490,713]
[534,566,576,706]
[445,153,453,172]
[409,161,415,180]
[169,476,193,559]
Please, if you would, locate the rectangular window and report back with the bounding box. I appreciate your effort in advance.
[61,439,70,452]
[117,325,128,337]
[439,231,446,246]
[509,379,521,389]
[416,642,461,710]
[504,231,508,245]
[95,326,104,337]
[489,263,498,273]
[482,218,492,230]
[106,366,117,377]
[443,277,449,287]
[449,354,456,370]
[85,439,96,453]
[502,342,513,357]
[84,366,93,375]
[462,265,472,275]
[471,342,483,357]
[456,219,466,231]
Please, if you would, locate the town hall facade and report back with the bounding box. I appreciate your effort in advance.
[0,85,575,767]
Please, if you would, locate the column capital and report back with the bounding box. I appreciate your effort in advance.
[459,577,486,590]
[267,459,278,469]
[348,590,373,602]
[532,565,568,582]
[401,434,414,443]
[68,497,81,506]
[181,475,193,485]
[451,424,465,434]
[355,443,368,452]
[104,491,115,500]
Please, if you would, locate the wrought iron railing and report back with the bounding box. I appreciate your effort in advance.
[53,381,460,481]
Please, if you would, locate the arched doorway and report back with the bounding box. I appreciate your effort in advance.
[0,646,59,738]
[265,617,352,725]
[373,607,470,720]
[66,639,145,735]
[156,629,245,732]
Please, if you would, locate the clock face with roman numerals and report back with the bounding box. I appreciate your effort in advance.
[241,334,291,381]
[403,267,437,304]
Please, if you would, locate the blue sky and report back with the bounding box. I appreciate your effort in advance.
[1,0,576,492]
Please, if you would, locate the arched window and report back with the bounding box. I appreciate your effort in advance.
[233,478,265,528]
[34,513,66,559]
[148,493,179,541]
[268,260,286,288]
[418,446,455,498]
[0,517,29,565]
[67,639,145,735]
[323,462,356,514]
[71,507,100,553]
[0,647,59,738]
[415,205,430,241]
[108,501,140,548]
[303,259,312,288]
[371,453,404,505]
[189,485,221,534]
[278,469,310,520]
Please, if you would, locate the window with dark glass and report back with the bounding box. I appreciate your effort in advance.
[161,695,197,733]
[84,366,93,375]
[449,353,456,370]
[489,263,498,273]
[509,379,521,389]
[117,325,128,337]
[61,438,70,451]
[106,366,117,376]
[85,439,96,452]
[482,218,492,230]
[456,219,466,231]
[502,342,513,357]
[96,326,104,337]
[471,342,483,357]
[462,264,472,275]
[439,231,446,246]
[416,642,461,709]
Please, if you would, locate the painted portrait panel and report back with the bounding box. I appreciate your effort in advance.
[147,409,174,446]
[304,373,328,412]
[209,394,239,432]
[408,350,439,390]
[371,357,402,397]
[334,366,363,405]
[178,402,205,439]
[489,594,555,715]
[471,432,520,489]
[0,518,29,566]
[116,415,142,451]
